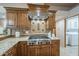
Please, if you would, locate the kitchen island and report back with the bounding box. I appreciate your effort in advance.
[0,36,60,56]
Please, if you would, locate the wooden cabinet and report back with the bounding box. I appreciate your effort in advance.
[27,45,51,56]
[5,7,30,30]
[2,44,17,56]
[7,11,17,27]
[17,41,27,56]
[4,40,60,56]
[48,13,56,35]
[17,11,30,29]
[2,40,60,56]
[27,45,40,56]
[51,45,59,56]
[17,40,60,56]
[39,45,51,56]
[5,7,31,35]
[51,40,60,56]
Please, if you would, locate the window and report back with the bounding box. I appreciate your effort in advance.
[66,16,78,46]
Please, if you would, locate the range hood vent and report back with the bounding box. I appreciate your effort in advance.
[27,4,49,20]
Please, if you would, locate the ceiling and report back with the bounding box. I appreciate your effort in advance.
[46,3,77,7]
[46,3,78,11]
[0,3,78,11]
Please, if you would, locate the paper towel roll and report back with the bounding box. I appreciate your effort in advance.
[15,31,20,38]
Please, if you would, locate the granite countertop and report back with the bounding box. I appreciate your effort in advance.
[0,36,59,56]
[0,36,29,56]
[0,35,10,38]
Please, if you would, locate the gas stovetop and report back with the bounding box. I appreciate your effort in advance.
[27,35,51,45]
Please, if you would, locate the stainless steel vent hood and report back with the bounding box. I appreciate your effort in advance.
[27,4,49,20]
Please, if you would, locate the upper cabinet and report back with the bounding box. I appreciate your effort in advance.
[5,7,31,30]
[5,6,56,34]
[7,11,17,27]
[17,11,31,29]
[48,12,56,35]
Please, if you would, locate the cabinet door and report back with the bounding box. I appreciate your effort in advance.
[7,12,17,27]
[17,42,21,56]
[39,45,51,56]
[27,45,39,56]
[17,41,27,56]
[12,45,17,56]
[51,40,60,56]
[48,14,56,33]
[17,12,30,29]
[20,43,27,56]
[51,45,59,56]
[6,10,30,29]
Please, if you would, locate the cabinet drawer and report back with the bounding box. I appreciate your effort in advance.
[51,40,60,45]
[19,41,27,44]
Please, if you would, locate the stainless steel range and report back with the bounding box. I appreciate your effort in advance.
[27,35,51,45]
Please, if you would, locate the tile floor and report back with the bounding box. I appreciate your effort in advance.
[60,46,78,56]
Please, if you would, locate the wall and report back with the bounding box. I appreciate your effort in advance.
[0,6,6,19]
[56,5,79,48]
[31,20,46,33]
[56,5,79,21]
[56,20,64,47]
[70,5,79,55]
[69,5,79,17]
[0,6,6,34]
[55,10,69,21]
[56,10,68,47]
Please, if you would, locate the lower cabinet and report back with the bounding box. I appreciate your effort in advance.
[2,44,17,56]
[17,41,27,56]
[27,45,40,56]
[51,45,60,56]
[51,40,60,56]
[2,40,60,56]
[39,45,51,56]
[26,40,60,56]
[27,45,51,56]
